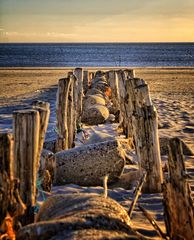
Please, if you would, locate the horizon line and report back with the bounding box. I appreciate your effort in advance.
[0,41,194,44]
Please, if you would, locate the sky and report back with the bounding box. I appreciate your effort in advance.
[0,0,194,42]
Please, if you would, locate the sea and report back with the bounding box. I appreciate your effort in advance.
[0,43,194,67]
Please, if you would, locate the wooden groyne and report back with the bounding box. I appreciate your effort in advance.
[0,68,193,240]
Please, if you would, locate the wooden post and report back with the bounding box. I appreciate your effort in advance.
[83,70,89,95]
[13,109,40,225]
[163,138,194,240]
[73,68,83,119]
[56,77,72,151]
[123,69,135,79]
[67,75,76,149]
[32,101,50,168]
[125,78,163,193]
[56,76,76,151]
[0,133,13,226]
[107,70,120,114]
[88,71,95,87]
[116,70,128,134]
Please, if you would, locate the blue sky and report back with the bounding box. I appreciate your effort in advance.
[0,0,194,42]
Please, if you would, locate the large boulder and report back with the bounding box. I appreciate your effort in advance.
[81,104,109,125]
[54,140,125,186]
[83,94,106,110]
[17,194,139,239]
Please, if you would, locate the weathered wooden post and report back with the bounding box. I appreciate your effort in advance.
[116,70,128,134]
[123,69,135,79]
[125,78,163,193]
[83,70,89,94]
[88,71,95,87]
[107,70,120,115]
[32,101,50,166]
[13,109,40,225]
[163,137,194,240]
[73,68,83,119]
[0,132,13,226]
[56,75,77,151]
[56,77,72,151]
[67,74,76,149]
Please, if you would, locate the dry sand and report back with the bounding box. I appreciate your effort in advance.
[1,67,194,150]
[0,67,194,239]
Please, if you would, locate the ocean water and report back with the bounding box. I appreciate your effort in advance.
[0,43,194,67]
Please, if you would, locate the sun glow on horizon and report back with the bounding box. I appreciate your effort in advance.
[0,0,194,43]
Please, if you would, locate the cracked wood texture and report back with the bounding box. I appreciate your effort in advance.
[13,109,40,225]
[163,137,194,240]
[0,132,13,226]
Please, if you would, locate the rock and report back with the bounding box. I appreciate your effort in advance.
[160,137,194,156]
[107,114,115,123]
[54,140,125,186]
[17,194,139,239]
[83,95,106,110]
[81,104,109,125]
[86,88,106,98]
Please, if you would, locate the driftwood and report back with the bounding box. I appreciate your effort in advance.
[138,204,167,239]
[128,172,147,218]
[13,109,40,225]
[17,194,140,239]
[163,137,194,240]
[54,140,125,186]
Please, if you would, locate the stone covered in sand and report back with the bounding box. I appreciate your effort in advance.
[54,140,125,186]
[82,94,106,109]
[81,104,109,125]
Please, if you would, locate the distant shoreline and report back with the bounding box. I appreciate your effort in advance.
[1,66,194,70]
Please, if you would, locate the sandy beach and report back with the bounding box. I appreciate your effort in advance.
[1,67,194,150]
[0,67,194,239]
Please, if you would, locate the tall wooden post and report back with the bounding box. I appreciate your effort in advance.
[125,78,163,193]
[107,70,120,114]
[73,68,83,119]
[67,75,76,149]
[88,71,95,87]
[56,77,73,151]
[32,101,50,168]
[13,109,40,225]
[0,132,13,226]
[116,70,128,134]
[83,70,89,95]
[163,138,194,240]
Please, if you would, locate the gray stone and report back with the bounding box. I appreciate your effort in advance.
[81,104,109,125]
[54,140,125,186]
[83,94,106,110]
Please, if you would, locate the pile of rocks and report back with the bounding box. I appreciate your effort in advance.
[81,71,114,125]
